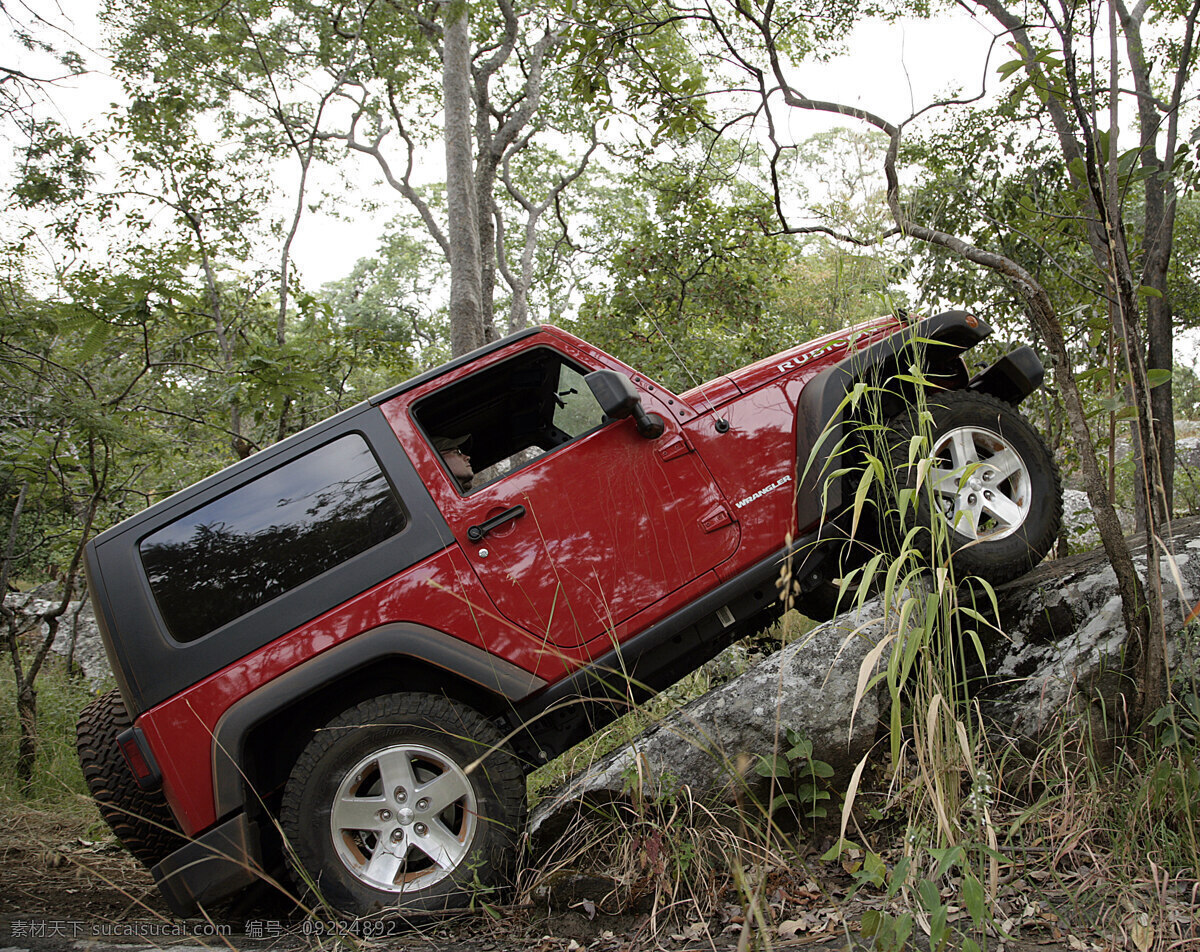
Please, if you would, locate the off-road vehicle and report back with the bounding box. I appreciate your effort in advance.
[77,311,1061,918]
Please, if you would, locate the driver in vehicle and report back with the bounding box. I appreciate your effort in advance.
[434,435,474,492]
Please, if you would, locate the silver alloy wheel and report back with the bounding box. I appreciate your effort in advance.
[928,425,1031,541]
[330,742,478,894]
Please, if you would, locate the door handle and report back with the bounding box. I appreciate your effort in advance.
[467,505,526,541]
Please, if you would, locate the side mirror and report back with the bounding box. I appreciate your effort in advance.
[585,369,665,439]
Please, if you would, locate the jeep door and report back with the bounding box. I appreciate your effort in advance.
[383,339,739,665]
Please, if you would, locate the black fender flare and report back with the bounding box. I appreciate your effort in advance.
[209,624,546,820]
[795,310,1028,530]
[967,345,1045,405]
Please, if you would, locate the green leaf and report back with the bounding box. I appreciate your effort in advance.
[886,856,910,899]
[850,464,875,539]
[930,902,949,951]
[962,873,986,928]
[820,838,857,862]
[771,792,799,811]
[75,319,112,363]
[862,850,888,887]
[1146,368,1172,389]
[928,844,965,878]
[787,735,814,761]
[917,877,942,914]
[1149,703,1175,727]
[755,753,790,778]
[997,58,1025,80]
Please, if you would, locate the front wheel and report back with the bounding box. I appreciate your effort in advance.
[888,390,1062,584]
[280,693,525,919]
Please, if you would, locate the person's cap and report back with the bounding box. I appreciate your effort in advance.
[433,434,470,454]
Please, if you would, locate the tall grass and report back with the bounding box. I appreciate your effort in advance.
[0,654,102,809]
[828,368,1200,950]
[803,371,1005,951]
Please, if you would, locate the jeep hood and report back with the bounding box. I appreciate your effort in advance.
[680,316,902,410]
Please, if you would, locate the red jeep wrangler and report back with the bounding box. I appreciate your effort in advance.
[77,312,1060,918]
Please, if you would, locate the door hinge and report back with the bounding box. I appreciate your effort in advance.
[656,433,693,462]
[699,504,732,533]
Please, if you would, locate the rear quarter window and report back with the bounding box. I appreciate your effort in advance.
[139,434,407,643]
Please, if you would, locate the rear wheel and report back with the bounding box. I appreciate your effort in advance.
[280,693,525,918]
[76,690,183,867]
[888,390,1062,583]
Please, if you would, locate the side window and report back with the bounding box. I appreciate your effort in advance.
[552,363,605,438]
[139,434,407,643]
[414,348,606,492]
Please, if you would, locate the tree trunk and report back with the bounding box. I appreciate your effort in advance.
[16,683,37,794]
[1115,0,1194,517]
[443,0,484,357]
[476,161,499,343]
[1148,299,1175,513]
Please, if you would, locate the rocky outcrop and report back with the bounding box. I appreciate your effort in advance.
[982,516,1200,739]
[528,518,1200,849]
[3,591,110,684]
[1060,488,1134,551]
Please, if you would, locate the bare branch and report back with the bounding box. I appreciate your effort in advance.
[326,96,451,257]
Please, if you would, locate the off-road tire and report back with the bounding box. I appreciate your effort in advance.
[887,390,1062,584]
[280,693,525,919]
[76,690,184,867]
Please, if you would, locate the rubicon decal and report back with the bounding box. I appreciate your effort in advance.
[735,474,793,509]
[776,330,872,374]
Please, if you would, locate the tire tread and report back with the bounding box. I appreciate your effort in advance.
[76,690,184,867]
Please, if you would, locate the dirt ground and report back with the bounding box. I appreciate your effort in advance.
[0,805,1183,952]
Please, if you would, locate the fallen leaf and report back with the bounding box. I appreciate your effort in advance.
[670,921,708,942]
[778,919,807,937]
[1130,912,1154,952]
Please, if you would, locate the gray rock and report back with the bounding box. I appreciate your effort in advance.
[1060,488,1133,551]
[1175,438,1200,511]
[3,591,111,684]
[982,515,1200,739]
[1176,437,1200,471]
[528,602,896,848]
